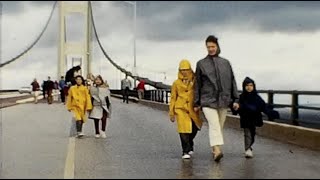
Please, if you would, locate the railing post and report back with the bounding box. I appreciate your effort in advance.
[160,90,163,103]
[267,90,274,121]
[156,90,158,102]
[152,90,155,101]
[165,90,169,104]
[291,91,299,125]
[158,90,161,102]
[156,90,159,102]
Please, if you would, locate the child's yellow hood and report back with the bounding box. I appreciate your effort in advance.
[178,59,194,80]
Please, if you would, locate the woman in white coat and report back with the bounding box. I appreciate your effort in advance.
[89,75,112,138]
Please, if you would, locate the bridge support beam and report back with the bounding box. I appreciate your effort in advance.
[58,1,92,79]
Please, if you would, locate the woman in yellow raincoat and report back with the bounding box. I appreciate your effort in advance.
[169,59,203,159]
[66,75,92,138]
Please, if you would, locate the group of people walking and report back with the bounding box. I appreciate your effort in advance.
[65,69,112,139]
[30,76,62,104]
[120,75,146,103]
[31,34,280,162]
[169,35,279,161]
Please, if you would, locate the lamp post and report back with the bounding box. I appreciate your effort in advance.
[124,1,137,88]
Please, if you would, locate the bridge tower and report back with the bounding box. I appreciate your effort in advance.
[58,1,92,79]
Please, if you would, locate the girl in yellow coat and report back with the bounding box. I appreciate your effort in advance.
[66,75,93,138]
[169,59,203,159]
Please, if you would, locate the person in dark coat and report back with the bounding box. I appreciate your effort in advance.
[65,65,82,86]
[42,80,48,99]
[59,76,66,103]
[193,35,240,162]
[236,77,279,158]
[64,65,82,97]
[46,76,55,104]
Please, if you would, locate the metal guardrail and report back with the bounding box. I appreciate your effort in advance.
[0,89,19,93]
[110,89,320,126]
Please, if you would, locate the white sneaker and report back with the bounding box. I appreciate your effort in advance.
[245,149,253,158]
[188,151,194,155]
[100,131,107,139]
[182,154,191,159]
[77,132,85,138]
[95,134,100,138]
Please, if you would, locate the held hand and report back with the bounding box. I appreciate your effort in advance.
[170,116,175,122]
[194,107,200,112]
[233,103,240,111]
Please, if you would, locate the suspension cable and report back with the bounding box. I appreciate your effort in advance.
[89,1,170,89]
[0,1,58,68]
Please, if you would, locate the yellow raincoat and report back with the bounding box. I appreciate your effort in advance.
[169,60,202,133]
[66,85,92,122]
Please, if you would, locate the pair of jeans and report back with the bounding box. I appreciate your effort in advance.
[93,109,108,134]
[60,89,65,102]
[76,120,83,133]
[179,121,198,154]
[122,87,129,103]
[244,127,256,151]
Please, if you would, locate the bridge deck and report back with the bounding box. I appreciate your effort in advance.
[1,98,320,178]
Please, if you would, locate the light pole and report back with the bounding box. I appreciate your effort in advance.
[124,1,137,88]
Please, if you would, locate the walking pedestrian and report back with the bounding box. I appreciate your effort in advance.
[169,59,203,159]
[46,76,55,104]
[89,75,112,139]
[193,35,240,162]
[121,75,132,104]
[31,78,40,104]
[59,76,66,104]
[53,80,59,102]
[42,80,47,99]
[235,77,279,158]
[64,65,82,98]
[137,80,146,100]
[86,73,95,88]
[66,75,92,138]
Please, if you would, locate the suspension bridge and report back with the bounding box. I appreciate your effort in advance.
[1,1,320,179]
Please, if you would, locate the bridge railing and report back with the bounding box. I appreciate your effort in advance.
[111,89,320,126]
[0,89,19,93]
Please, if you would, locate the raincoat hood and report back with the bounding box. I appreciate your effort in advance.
[178,59,194,80]
[242,77,257,94]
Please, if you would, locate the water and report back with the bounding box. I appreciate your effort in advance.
[272,107,320,129]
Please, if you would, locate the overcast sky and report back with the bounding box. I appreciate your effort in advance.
[1,1,320,104]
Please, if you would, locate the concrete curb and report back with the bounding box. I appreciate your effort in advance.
[16,93,60,104]
[130,98,320,151]
[111,94,140,103]
[16,95,44,104]
[0,93,60,109]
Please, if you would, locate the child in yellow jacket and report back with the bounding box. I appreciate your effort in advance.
[169,59,203,159]
[66,75,93,138]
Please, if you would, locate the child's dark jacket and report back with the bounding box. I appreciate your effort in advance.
[236,77,280,128]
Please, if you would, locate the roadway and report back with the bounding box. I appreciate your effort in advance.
[1,98,320,178]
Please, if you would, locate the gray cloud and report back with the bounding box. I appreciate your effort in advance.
[2,1,54,15]
[1,1,25,15]
[5,1,320,49]
[132,1,320,41]
[2,1,320,91]
[35,8,59,49]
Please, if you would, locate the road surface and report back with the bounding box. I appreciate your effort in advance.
[1,98,320,178]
